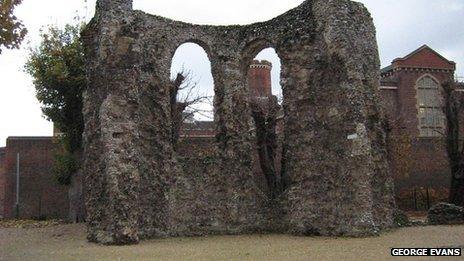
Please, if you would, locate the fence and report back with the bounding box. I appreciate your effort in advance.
[396,186,449,211]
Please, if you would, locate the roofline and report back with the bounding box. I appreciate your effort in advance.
[380,65,393,74]
[381,66,455,74]
[392,44,456,65]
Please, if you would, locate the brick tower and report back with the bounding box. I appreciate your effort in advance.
[248,60,272,99]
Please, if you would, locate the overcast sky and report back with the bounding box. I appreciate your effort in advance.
[0,0,463,146]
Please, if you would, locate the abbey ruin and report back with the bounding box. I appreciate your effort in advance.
[82,0,396,244]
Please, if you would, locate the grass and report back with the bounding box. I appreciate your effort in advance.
[0,223,463,260]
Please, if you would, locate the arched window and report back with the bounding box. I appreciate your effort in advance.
[245,46,285,198]
[252,47,282,102]
[417,75,444,137]
[170,42,214,121]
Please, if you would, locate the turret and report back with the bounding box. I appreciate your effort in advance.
[248,60,273,99]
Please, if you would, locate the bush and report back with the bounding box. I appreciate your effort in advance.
[52,151,78,185]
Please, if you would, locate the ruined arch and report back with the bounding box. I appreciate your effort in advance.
[170,42,215,116]
[82,0,396,245]
[254,48,283,98]
[241,39,285,101]
[242,41,286,198]
[241,38,275,73]
[170,39,215,67]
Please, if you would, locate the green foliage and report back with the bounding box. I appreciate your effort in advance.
[52,150,78,186]
[25,23,86,185]
[0,0,27,53]
[25,23,85,153]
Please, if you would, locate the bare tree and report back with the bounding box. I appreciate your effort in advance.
[170,71,212,149]
[250,95,284,199]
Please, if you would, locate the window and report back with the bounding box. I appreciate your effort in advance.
[417,75,444,137]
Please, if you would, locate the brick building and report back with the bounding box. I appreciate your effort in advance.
[0,137,68,219]
[0,148,5,218]
[248,60,273,98]
[379,45,460,209]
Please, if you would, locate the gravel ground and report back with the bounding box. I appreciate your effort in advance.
[0,223,463,261]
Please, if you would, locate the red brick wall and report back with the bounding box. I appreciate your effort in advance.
[0,147,5,218]
[247,60,272,98]
[380,47,457,210]
[2,137,69,219]
[381,70,454,191]
[378,89,399,129]
[393,48,455,70]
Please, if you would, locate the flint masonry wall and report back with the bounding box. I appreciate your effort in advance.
[82,0,395,244]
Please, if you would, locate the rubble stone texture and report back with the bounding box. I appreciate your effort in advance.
[82,0,396,244]
[428,203,464,225]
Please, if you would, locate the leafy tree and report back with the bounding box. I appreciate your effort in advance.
[0,0,27,53]
[25,23,85,185]
[52,151,79,185]
[25,23,206,185]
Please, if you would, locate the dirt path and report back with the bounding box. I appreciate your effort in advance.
[1,224,463,260]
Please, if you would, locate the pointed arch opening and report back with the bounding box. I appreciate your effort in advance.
[251,48,283,102]
[416,74,445,137]
[243,43,286,199]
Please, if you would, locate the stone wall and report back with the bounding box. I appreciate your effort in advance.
[82,0,395,244]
